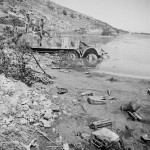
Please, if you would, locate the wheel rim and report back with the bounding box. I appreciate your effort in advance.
[86,54,98,64]
[68,51,79,60]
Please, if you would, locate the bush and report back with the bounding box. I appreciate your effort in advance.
[0,16,25,27]
[0,27,35,86]
[70,13,75,18]
[101,28,113,36]
[48,3,55,11]
[62,10,67,16]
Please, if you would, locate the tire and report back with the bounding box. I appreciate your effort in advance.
[82,48,99,58]
[67,50,80,60]
[82,48,99,67]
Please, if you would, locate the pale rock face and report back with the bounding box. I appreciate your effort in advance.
[44,109,53,119]
[40,119,52,127]
[20,118,28,125]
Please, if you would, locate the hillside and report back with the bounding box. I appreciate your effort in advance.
[0,0,127,35]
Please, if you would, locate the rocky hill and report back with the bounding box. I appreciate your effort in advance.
[0,0,127,35]
[0,0,129,48]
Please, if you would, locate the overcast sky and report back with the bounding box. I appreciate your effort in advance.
[52,0,150,33]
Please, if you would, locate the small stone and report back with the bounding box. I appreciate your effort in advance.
[56,136,63,145]
[52,128,56,132]
[40,109,45,115]
[21,99,29,105]
[52,95,59,99]
[63,143,69,150]
[20,118,28,125]
[62,110,68,115]
[81,91,93,96]
[40,94,46,101]
[33,101,38,106]
[29,118,35,123]
[33,123,40,126]
[44,109,53,119]
[3,117,11,125]
[147,89,150,95]
[85,72,90,74]
[53,114,58,119]
[51,104,60,112]
[40,119,51,128]
[23,105,30,111]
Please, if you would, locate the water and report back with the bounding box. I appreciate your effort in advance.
[86,34,150,79]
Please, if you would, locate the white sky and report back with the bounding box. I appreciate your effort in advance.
[52,0,150,33]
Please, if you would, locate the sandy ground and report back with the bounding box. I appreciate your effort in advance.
[36,53,150,150]
[30,33,150,149]
[1,34,150,150]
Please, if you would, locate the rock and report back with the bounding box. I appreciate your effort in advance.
[85,72,90,74]
[40,109,45,115]
[147,89,150,95]
[20,118,28,125]
[40,94,46,101]
[40,119,51,128]
[56,86,68,94]
[62,110,68,115]
[44,109,53,119]
[51,104,60,112]
[56,135,63,145]
[3,117,11,125]
[81,91,93,96]
[63,143,69,150]
[33,101,38,106]
[141,134,150,142]
[21,99,30,105]
[52,95,59,99]
[108,96,116,100]
[22,104,30,111]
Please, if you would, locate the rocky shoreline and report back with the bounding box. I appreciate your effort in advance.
[0,52,150,150]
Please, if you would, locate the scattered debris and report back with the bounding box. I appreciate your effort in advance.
[89,119,112,130]
[44,109,53,119]
[90,128,120,148]
[85,72,90,74]
[56,86,68,94]
[52,66,61,69]
[147,89,150,95]
[107,89,111,96]
[76,132,90,140]
[81,91,93,96]
[87,96,106,105]
[20,118,28,125]
[120,101,140,112]
[107,77,119,82]
[108,96,117,100]
[127,111,142,121]
[63,143,70,150]
[141,134,150,142]
[59,69,71,73]
[40,119,52,127]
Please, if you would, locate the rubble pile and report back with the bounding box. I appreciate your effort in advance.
[0,74,71,150]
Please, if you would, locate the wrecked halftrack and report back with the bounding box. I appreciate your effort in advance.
[31,36,109,61]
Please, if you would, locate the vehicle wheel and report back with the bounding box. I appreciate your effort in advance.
[82,48,99,67]
[67,50,80,61]
[82,48,99,59]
